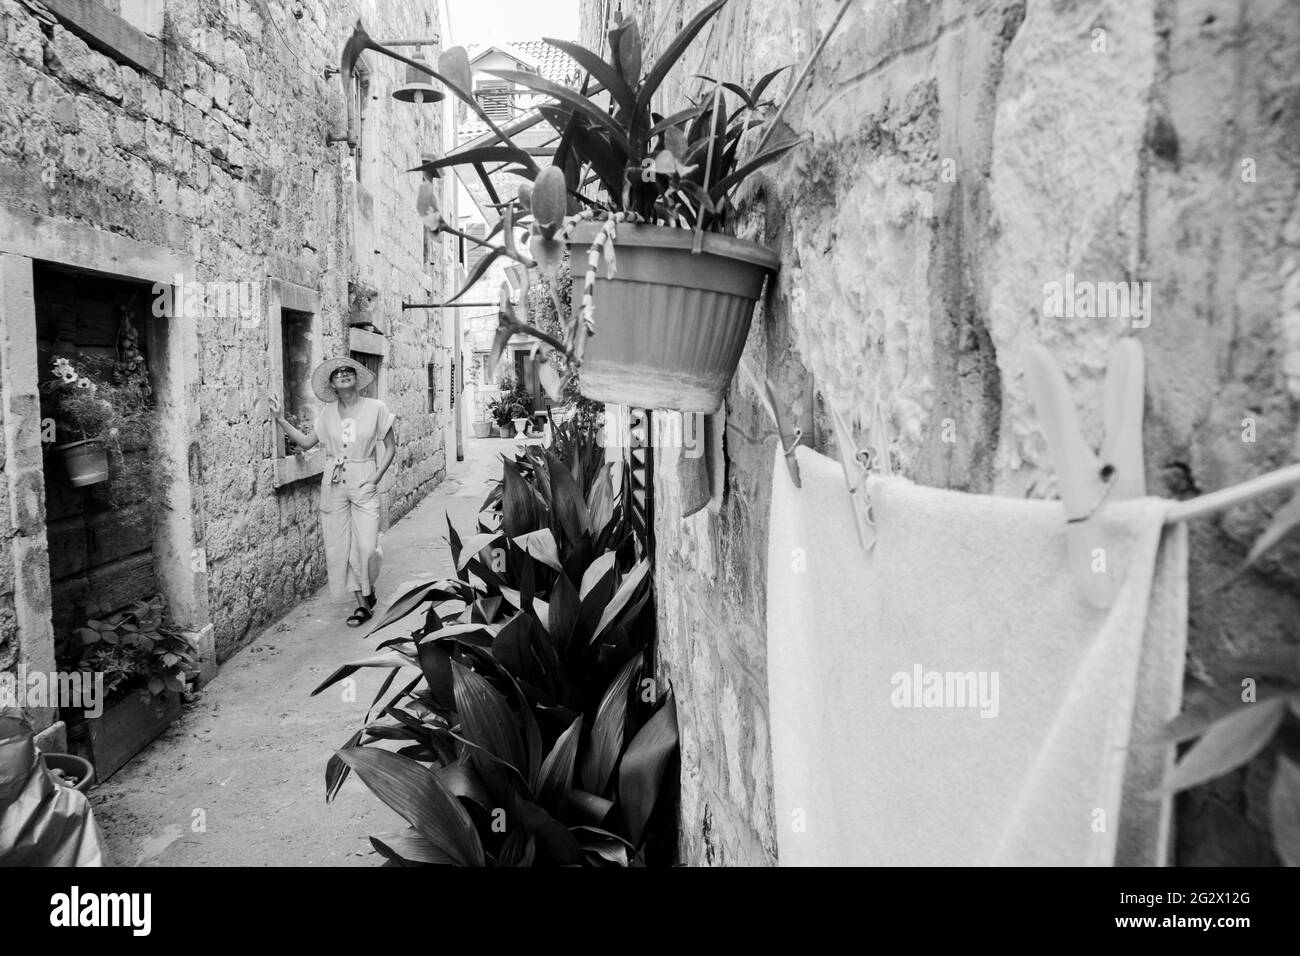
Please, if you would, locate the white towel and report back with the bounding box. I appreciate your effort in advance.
[766,444,1187,866]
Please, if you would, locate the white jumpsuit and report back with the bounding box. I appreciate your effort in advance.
[314,397,396,600]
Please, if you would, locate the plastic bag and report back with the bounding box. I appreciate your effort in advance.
[0,714,108,866]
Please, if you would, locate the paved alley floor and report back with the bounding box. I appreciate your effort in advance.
[91,437,534,866]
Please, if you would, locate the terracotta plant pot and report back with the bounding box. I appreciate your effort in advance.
[472,421,491,438]
[491,424,505,438]
[567,222,780,414]
[56,439,109,487]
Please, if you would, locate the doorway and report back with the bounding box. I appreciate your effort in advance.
[34,266,159,649]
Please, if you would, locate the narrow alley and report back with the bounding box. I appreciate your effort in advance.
[89,439,526,866]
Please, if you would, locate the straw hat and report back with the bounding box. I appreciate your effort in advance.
[311,356,375,403]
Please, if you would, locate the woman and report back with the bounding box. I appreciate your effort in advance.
[269,357,397,627]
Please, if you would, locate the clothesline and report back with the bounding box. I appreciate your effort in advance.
[1165,461,1300,525]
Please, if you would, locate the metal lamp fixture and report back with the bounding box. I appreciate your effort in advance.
[392,49,443,104]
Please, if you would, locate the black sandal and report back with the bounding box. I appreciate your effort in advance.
[346,605,372,628]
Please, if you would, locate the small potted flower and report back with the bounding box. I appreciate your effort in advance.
[41,356,113,486]
[41,323,154,490]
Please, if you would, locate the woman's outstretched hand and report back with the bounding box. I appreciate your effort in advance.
[268,394,282,421]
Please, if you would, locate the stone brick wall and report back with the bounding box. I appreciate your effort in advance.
[581,0,1300,865]
[1,0,455,664]
[0,364,11,676]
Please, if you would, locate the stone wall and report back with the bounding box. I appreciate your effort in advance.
[0,317,11,676]
[1,0,455,666]
[581,0,1300,865]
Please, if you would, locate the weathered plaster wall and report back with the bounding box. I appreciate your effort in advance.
[583,0,1300,865]
[0,0,455,665]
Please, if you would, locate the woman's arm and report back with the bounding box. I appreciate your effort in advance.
[363,430,396,488]
[268,394,320,451]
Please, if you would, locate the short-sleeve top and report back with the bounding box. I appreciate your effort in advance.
[314,397,397,462]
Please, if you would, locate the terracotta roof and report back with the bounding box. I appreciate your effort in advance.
[507,41,581,87]
[465,40,581,88]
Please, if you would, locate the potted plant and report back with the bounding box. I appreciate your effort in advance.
[341,0,801,413]
[488,377,533,437]
[472,419,492,439]
[487,396,508,436]
[317,446,676,865]
[41,340,154,493]
[58,594,198,781]
[41,357,113,486]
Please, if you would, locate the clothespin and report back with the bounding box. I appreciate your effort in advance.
[828,389,893,550]
[738,360,809,487]
[1024,339,1146,609]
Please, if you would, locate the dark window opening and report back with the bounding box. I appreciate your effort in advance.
[281,308,315,455]
[351,350,381,399]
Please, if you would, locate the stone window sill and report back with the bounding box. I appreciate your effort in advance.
[349,326,387,356]
[272,448,325,489]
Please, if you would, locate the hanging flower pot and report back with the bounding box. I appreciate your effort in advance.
[567,222,779,414]
[56,439,109,487]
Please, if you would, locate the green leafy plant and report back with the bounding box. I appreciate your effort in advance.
[341,0,802,389]
[408,1,796,231]
[59,594,198,715]
[41,353,153,454]
[317,451,675,865]
[530,261,602,427]
[546,409,608,496]
[487,378,532,428]
[1155,677,1300,866]
[1154,500,1300,866]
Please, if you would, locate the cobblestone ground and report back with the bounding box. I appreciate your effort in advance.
[91,437,529,866]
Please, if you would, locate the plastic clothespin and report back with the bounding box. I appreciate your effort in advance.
[1024,339,1146,609]
[829,389,893,550]
[739,360,807,487]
